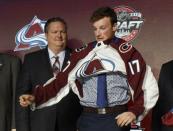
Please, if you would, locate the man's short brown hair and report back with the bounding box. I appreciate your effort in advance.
[90,7,117,25]
[44,17,67,33]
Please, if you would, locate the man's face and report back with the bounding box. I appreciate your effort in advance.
[92,17,116,42]
[46,21,67,52]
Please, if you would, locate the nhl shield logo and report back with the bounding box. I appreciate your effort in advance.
[114,6,144,42]
[14,16,47,51]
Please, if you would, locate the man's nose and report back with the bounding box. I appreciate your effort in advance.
[95,30,101,37]
[56,32,62,38]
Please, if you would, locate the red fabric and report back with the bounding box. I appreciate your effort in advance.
[34,38,147,117]
[162,112,173,126]
[113,42,146,117]
[141,110,152,131]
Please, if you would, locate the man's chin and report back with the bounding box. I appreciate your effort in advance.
[55,42,65,46]
[97,39,104,42]
[56,44,66,49]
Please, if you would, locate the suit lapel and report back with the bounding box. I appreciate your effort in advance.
[62,48,71,70]
[41,47,54,77]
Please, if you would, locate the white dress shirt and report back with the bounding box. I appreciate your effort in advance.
[48,48,65,72]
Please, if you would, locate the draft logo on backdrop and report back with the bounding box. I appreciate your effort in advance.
[14,16,47,51]
[114,6,144,42]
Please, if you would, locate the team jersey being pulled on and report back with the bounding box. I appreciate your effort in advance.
[32,38,159,121]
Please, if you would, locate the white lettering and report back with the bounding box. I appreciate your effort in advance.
[128,60,140,75]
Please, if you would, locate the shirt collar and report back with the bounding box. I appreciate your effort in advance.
[48,48,65,60]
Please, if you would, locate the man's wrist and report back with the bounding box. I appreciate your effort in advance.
[30,102,36,111]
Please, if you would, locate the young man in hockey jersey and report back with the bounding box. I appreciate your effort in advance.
[19,7,159,131]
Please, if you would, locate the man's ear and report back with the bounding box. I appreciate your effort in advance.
[113,23,117,31]
[45,33,48,40]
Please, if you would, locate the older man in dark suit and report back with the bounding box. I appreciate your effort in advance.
[0,53,21,131]
[16,17,82,131]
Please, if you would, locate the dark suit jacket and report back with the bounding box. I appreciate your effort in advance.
[0,53,21,131]
[16,47,81,131]
[152,60,173,131]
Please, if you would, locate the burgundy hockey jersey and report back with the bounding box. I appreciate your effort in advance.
[32,37,158,121]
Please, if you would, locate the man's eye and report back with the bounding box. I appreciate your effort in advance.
[51,31,57,33]
[61,31,66,33]
[100,27,106,30]
[93,27,97,31]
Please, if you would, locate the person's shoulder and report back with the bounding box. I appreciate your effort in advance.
[22,48,47,63]
[65,47,72,53]
[24,48,47,58]
[72,42,94,53]
[111,37,135,54]
[115,37,126,43]
[0,53,21,66]
[162,60,173,68]
[87,40,97,45]
[159,60,173,75]
[1,53,20,61]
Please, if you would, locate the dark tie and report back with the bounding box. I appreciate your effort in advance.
[97,73,108,108]
[52,56,60,75]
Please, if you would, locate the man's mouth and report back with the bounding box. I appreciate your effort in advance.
[97,38,104,41]
[55,39,62,41]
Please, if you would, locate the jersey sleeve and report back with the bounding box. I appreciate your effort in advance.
[32,44,92,109]
[114,42,159,121]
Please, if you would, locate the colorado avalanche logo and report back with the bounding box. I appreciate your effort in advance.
[114,6,144,42]
[77,58,115,77]
[14,16,47,51]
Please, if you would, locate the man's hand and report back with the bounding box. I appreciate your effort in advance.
[19,94,35,107]
[115,112,136,127]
